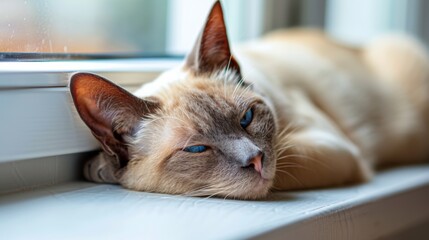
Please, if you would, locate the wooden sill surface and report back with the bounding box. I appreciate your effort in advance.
[1,165,429,240]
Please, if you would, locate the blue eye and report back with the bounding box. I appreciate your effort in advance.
[240,108,253,128]
[183,145,207,153]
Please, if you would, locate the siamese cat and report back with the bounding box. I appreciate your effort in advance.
[70,1,429,199]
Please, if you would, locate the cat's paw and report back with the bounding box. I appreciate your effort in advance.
[84,152,119,184]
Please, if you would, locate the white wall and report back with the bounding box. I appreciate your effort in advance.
[326,0,414,45]
[165,0,266,55]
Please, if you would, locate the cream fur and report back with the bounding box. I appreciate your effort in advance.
[134,29,429,191]
[72,2,429,198]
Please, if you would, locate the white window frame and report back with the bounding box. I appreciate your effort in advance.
[0,0,280,193]
[0,58,181,193]
[1,2,429,239]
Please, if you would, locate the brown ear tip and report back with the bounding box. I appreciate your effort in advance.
[69,73,80,91]
[69,72,96,95]
[71,72,93,81]
[70,72,99,87]
[210,0,223,14]
[70,72,85,84]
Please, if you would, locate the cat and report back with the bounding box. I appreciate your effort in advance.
[70,1,429,200]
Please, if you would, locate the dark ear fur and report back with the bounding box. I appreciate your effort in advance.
[186,1,241,76]
[70,73,159,168]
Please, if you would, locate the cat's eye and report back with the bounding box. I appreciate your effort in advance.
[183,145,208,153]
[240,108,253,129]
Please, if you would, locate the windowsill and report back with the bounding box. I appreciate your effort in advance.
[1,58,429,239]
[0,58,182,163]
[0,58,182,88]
[1,164,429,239]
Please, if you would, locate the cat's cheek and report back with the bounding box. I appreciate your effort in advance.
[248,124,275,140]
[260,151,277,180]
[163,153,218,182]
[264,163,277,183]
[246,106,276,139]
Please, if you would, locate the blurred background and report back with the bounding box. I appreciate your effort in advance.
[0,0,428,57]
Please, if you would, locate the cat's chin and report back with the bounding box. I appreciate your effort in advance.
[226,166,276,200]
[178,175,273,200]
[221,176,273,200]
[236,180,272,200]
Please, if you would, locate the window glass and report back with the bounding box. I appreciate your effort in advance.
[0,0,264,59]
[4,0,426,60]
[0,0,169,55]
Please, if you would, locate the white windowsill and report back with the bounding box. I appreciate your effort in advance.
[0,58,182,163]
[1,165,428,240]
[0,58,182,88]
[1,58,429,239]
[0,59,181,73]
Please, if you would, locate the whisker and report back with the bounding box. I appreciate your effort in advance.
[274,124,298,147]
[280,153,333,171]
[233,82,254,102]
[231,75,246,99]
[143,115,189,127]
[231,75,247,99]
[181,186,216,197]
[276,162,305,167]
[275,145,296,155]
[181,134,197,150]
[275,169,303,186]
[225,55,232,73]
[276,164,311,171]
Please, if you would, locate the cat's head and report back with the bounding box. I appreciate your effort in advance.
[70,1,277,199]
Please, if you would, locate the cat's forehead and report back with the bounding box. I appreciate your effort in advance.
[156,79,253,136]
[172,89,241,135]
[185,89,237,112]
[160,72,249,111]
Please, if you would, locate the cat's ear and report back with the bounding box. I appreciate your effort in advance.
[186,1,241,76]
[70,73,159,168]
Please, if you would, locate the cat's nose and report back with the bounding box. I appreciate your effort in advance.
[242,151,264,174]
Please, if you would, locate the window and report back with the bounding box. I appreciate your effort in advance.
[1,0,428,60]
[0,0,269,59]
[1,3,429,239]
[327,0,429,45]
[0,0,170,55]
[1,0,429,191]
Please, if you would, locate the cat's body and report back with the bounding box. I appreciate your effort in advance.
[70,2,429,199]
[241,29,429,189]
[133,28,429,191]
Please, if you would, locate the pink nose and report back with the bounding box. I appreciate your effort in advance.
[246,152,263,174]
